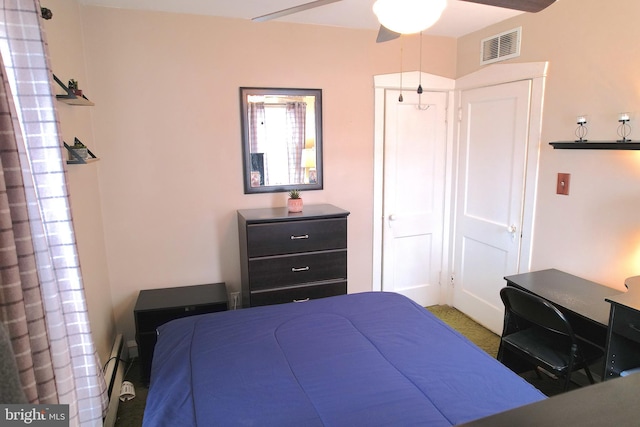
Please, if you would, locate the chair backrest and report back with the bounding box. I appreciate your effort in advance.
[500,286,574,339]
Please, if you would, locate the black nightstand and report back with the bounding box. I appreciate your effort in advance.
[134,282,228,384]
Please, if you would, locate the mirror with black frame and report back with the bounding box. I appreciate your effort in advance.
[240,87,323,194]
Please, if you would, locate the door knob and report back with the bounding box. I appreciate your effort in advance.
[507,225,517,233]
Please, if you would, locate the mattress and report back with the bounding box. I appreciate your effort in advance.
[143,292,545,426]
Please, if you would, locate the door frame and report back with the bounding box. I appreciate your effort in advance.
[372,71,455,297]
[373,63,547,304]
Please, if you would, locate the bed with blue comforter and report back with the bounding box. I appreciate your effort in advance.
[143,292,545,426]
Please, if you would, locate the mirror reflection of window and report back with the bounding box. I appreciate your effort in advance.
[263,104,290,185]
[248,96,315,186]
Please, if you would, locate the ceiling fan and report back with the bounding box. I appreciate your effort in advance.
[252,0,556,42]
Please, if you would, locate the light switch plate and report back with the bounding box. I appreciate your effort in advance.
[557,173,570,195]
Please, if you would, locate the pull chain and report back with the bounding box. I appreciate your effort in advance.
[398,46,404,102]
[417,32,429,111]
[417,31,423,95]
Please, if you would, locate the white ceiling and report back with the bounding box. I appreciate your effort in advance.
[77,0,524,38]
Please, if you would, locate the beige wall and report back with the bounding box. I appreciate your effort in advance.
[457,0,640,290]
[71,5,456,342]
[44,0,640,352]
[43,0,114,361]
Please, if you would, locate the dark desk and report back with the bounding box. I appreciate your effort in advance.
[504,269,623,349]
[459,373,640,427]
[604,275,640,379]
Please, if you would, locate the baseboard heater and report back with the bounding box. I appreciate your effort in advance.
[103,333,127,427]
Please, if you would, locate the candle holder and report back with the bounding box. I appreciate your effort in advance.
[575,116,588,142]
[617,112,631,142]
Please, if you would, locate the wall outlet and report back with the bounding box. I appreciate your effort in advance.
[127,340,138,359]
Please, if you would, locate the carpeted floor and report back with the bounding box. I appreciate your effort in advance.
[114,359,147,427]
[114,304,579,426]
[426,305,500,357]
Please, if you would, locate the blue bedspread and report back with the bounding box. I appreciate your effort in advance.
[143,292,545,426]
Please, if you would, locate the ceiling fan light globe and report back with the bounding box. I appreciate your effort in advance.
[373,0,447,35]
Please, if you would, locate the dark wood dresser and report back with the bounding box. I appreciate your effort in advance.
[134,282,228,384]
[237,204,349,308]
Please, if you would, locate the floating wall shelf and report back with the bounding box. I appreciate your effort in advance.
[53,74,94,106]
[549,141,640,150]
[64,139,98,165]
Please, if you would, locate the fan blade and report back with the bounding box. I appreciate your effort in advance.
[459,0,556,13]
[252,0,342,22]
[376,25,401,43]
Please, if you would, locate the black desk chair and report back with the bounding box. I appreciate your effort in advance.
[498,286,603,392]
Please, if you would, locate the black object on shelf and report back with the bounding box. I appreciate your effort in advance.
[53,74,94,106]
[549,141,640,150]
[63,138,98,164]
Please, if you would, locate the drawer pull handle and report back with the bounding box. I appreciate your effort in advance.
[293,298,310,303]
[290,234,309,240]
[629,324,640,333]
[291,266,310,272]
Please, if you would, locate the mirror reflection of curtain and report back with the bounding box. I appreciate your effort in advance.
[286,102,306,184]
[249,101,306,186]
[247,102,266,185]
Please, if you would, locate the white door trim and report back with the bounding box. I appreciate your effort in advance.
[372,72,455,295]
[455,62,548,89]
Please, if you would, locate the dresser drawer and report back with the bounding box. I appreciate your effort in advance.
[249,250,346,290]
[247,218,346,257]
[611,305,640,343]
[250,281,347,306]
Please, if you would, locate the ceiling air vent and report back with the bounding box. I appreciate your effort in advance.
[481,27,521,65]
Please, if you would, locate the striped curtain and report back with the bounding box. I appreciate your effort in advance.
[248,102,267,184]
[0,1,107,426]
[248,101,265,153]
